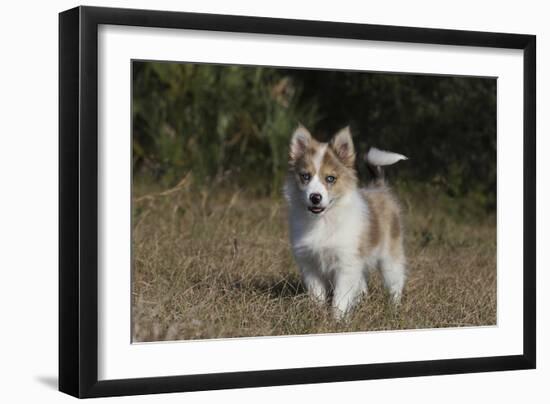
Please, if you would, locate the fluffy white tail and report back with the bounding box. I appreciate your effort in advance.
[364,147,407,185]
[365,147,408,166]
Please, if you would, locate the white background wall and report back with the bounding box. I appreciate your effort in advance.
[0,0,546,402]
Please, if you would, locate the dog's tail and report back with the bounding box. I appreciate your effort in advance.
[364,147,408,186]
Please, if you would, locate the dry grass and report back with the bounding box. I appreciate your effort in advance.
[132,179,496,342]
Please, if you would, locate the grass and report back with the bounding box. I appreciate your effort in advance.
[132,176,496,342]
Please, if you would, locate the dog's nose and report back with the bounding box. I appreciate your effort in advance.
[309,193,322,205]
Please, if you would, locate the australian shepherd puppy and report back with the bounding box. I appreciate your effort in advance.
[284,125,408,319]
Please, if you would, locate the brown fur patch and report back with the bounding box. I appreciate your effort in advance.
[289,138,321,179]
[319,147,357,197]
[293,153,315,176]
[391,212,401,239]
[360,187,402,257]
[367,205,381,249]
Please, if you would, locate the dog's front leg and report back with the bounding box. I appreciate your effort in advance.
[301,268,327,304]
[332,261,366,319]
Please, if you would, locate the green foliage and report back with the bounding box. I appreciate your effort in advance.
[132,62,318,194]
[133,62,496,211]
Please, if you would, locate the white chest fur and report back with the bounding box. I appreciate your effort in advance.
[288,190,367,271]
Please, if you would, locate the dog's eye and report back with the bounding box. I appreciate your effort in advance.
[326,175,336,183]
[300,173,311,181]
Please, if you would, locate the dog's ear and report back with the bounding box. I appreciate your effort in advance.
[330,126,355,167]
[289,125,312,161]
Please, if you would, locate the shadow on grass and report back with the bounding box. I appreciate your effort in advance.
[232,277,306,299]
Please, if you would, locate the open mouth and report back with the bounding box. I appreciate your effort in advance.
[307,206,325,214]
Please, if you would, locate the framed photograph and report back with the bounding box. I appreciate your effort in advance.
[59,6,536,398]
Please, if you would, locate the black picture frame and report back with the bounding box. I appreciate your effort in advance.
[59,5,536,398]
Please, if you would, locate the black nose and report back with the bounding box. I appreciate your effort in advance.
[309,193,322,205]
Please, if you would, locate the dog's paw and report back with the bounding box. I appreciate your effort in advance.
[332,307,350,322]
[390,291,402,306]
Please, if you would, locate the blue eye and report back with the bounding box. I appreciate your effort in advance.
[301,173,311,181]
[326,175,336,183]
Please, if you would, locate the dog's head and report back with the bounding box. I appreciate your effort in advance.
[287,125,358,215]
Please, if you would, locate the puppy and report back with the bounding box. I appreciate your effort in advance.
[284,125,407,319]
